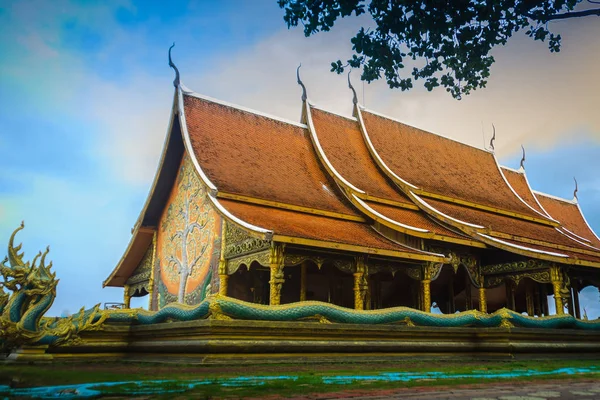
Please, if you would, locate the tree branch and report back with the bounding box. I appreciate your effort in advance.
[526,8,600,22]
[166,255,182,273]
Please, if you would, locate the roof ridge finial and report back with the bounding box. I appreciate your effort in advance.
[519,145,526,170]
[296,64,307,102]
[348,71,358,105]
[489,123,496,151]
[573,177,578,201]
[168,43,180,88]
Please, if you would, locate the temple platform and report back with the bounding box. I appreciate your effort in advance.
[46,319,600,364]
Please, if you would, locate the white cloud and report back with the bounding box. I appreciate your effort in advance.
[81,73,173,185]
[180,15,600,161]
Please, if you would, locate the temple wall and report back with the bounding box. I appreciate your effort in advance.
[155,152,222,309]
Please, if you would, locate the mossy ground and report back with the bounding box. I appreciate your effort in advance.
[1,359,598,399]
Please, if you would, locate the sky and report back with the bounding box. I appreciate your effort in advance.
[0,0,599,317]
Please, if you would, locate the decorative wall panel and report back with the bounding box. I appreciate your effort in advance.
[156,154,221,307]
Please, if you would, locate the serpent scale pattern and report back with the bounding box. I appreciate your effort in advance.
[100,296,600,331]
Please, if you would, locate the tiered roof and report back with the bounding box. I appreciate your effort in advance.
[104,75,600,287]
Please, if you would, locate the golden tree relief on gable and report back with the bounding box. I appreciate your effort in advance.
[156,154,221,306]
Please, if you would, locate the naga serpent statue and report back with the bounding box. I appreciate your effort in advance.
[0,223,106,353]
[1,223,600,355]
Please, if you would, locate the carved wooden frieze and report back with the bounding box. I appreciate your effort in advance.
[367,260,422,280]
[482,259,551,276]
[224,223,271,259]
[227,250,270,275]
[126,242,153,294]
[284,254,328,268]
[485,269,552,287]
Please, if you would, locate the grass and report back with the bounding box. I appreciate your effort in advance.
[1,359,599,399]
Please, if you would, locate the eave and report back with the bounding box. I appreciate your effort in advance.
[273,234,447,263]
[103,226,154,287]
[409,191,600,268]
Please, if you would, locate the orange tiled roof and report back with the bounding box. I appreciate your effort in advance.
[361,111,542,218]
[365,201,472,241]
[310,107,412,205]
[184,94,356,216]
[535,193,600,248]
[219,198,427,255]
[424,198,598,254]
[500,167,548,217]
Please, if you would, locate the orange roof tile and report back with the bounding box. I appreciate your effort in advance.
[184,94,355,216]
[361,111,541,218]
[365,201,471,241]
[310,107,412,205]
[500,167,549,217]
[535,193,600,248]
[425,198,598,254]
[219,199,425,255]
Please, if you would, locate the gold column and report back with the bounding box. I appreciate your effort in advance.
[353,256,367,310]
[478,276,487,313]
[421,263,433,312]
[218,220,228,296]
[269,244,285,305]
[123,284,131,309]
[300,261,307,301]
[148,231,157,310]
[550,265,564,315]
[218,269,228,296]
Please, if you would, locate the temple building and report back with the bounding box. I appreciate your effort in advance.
[103,64,600,320]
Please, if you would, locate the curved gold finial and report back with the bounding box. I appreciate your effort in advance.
[573,177,578,201]
[520,145,526,170]
[7,221,26,268]
[168,43,180,88]
[296,64,307,102]
[347,71,358,105]
[489,124,496,151]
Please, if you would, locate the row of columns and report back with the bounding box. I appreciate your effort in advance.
[215,249,574,317]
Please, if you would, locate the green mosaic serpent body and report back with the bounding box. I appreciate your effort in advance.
[102,295,600,331]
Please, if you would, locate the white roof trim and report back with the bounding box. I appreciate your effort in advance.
[494,154,554,221]
[352,194,430,233]
[177,85,218,195]
[476,233,569,258]
[555,227,600,251]
[500,163,558,222]
[182,89,308,129]
[355,107,418,190]
[310,104,357,122]
[562,227,592,244]
[533,190,577,205]
[304,102,365,194]
[500,165,523,174]
[520,171,555,219]
[369,225,446,258]
[576,202,600,242]
[361,107,489,153]
[207,195,273,239]
[411,192,485,229]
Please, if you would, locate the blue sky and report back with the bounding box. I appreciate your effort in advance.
[0,0,599,316]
